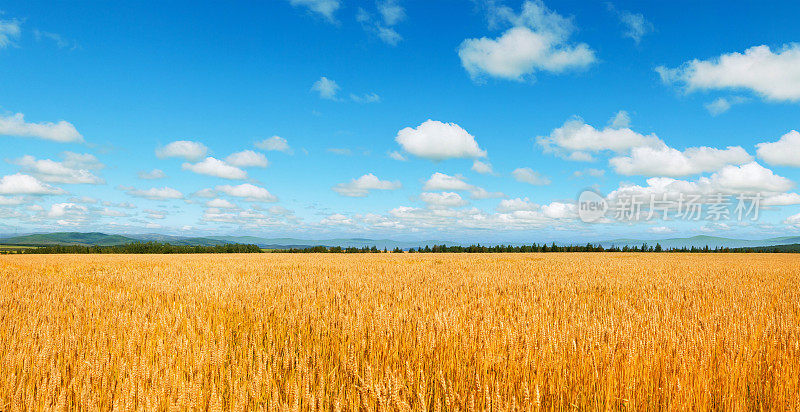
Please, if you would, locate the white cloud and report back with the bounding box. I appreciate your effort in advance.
[607,162,794,205]
[608,5,653,44]
[207,198,237,209]
[358,1,405,46]
[255,136,292,153]
[289,0,340,22]
[225,150,269,168]
[713,162,793,193]
[541,201,576,219]
[423,172,474,191]
[0,113,83,143]
[378,0,405,25]
[396,120,486,160]
[126,187,184,200]
[705,97,747,115]
[420,192,468,209]
[311,76,340,99]
[423,172,503,199]
[471,160,493,174]
[138,169,166,180]
[537,114,663,161]
[656,44,800,102]
[99,208,127,217]
[216,183,278,202]
[47,203,87,219]
[573,168,605,178]
[0,196,24,206]
[320,213,353,226]
[13,153,105,184]
[786,212,800,227]
[388,151,407,161]
[349,93,381,103]
[648,226,674,234]
[610,110,631,128]
[0,173,65,195]
[512,167,551,185]
[333,173,401,197]
[497,197,539,212]
[182,157,247,180]
[610,145,753,177]
[756,130,800,167]
[156,140,208,161]
[0,17,22,49]
[763,193,800,206]
[458,1,595,81]
[193,188,216,198]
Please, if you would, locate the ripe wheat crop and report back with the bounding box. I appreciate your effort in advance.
[1,253,798,410]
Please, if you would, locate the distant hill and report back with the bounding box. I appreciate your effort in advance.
[0,232,237,247]
[598,235,800,249]
[126,234,232,246]
[0,232,137,246]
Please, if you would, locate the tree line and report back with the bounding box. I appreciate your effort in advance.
[3,241,798,254]
[276,243,800,253]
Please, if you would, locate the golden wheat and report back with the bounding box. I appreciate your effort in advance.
[0,253,798,410]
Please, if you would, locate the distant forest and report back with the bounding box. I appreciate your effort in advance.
[2,241,799,254]
[277,243,800,253]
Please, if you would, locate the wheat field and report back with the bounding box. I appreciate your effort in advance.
[0,253,798,410]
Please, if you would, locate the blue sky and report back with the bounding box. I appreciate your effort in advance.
[2,0,800,242]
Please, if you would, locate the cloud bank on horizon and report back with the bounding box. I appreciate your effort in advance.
[1,0,800,241]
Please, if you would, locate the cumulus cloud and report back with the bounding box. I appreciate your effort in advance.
[656,44,800,102]
[13,153,105,184]
[207,198,237,209]
[333,173,401,197]
[512,167,551,185]
[396,120,486,160]
[497,197,539,212]
[47,203,88,219]
[763,193,800,206]
[537,113,663,161]
[420,192,468,209]
[225,150,269,168]
[0,173,65,195]
[216,183,278,202]
[289,0,340,22]
[757,130,800,167]
[138,169,166,180]
[124,186,184,200]
[156,140,208,161]
[610,145,753,177]
[256,136,292,153]
[311,76,340,99]
[471,160,493,174]
[607,162,794,206]
[458,0,595,81]
[182,157,247,180]
[0,113,83,143]
[423,172,503,199]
